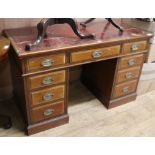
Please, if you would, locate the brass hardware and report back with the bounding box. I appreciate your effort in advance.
[131,43,139,51]
[41,59,54,67]
[128,59,135,66]
[125,72,133,79]
[43,93,54,101]
[122,87,129,94]
[43,108,54,116]
[42,77,53,85]
[92,51,102,58]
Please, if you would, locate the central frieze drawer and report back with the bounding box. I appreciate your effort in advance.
[30,101,65,123]
[112,80,137,98]
[116,66,141,84]
[30,85,65,106]
[28,70,66,90]
[70,45,120,63]
[27,53,66,72]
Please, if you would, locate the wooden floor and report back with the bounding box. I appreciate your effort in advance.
[0,81,155,137]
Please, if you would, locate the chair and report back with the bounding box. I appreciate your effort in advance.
[0,36,12,129]
[25,18,123,51]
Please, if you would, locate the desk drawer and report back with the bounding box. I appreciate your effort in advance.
[116,66,141,84]
[28,70,66,90]
[30,101,64,123]
[122,41,147,54]
[113,80,137,98]
[70,45,120,63]
[118,54,144,70]
[27,53,66,72]
[30,85,65,106]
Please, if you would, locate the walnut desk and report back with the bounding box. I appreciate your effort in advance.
[4,20,152,135]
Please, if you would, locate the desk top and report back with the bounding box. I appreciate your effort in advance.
[4,19,153,58]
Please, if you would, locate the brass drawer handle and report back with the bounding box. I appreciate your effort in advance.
[122,87,129,94]
[41,59,54,67]
[92,51,102,58]
[131,43,139,51]
[44,108,54,116]
[125,72,133,79]
[43,92,54,101]
[42,77,53,85]
[128,59,135,66]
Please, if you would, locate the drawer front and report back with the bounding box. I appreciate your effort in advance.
[30,85,65,106]
[113,80,137,98]
[27,53,66,71]
[116,66,141,84]
[118,54,144,70]
[71,45,120,63]
[28,70,66,90]
[30,101,64,123]
[122,41,147,54]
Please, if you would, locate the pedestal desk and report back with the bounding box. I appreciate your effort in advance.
[4,20,153,135]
